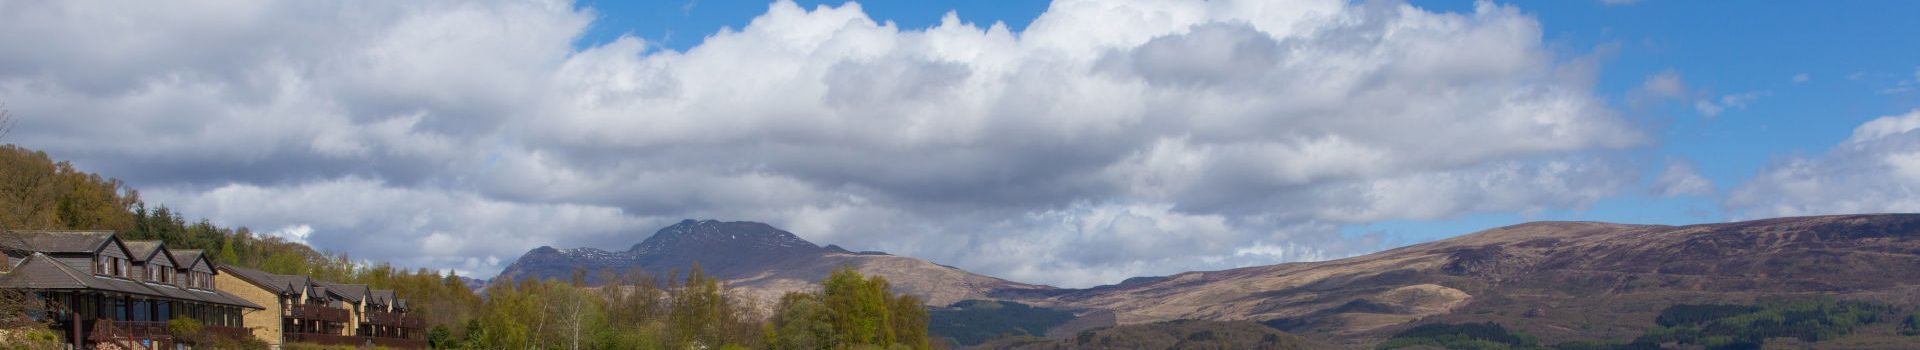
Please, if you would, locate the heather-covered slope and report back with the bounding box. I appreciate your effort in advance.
[1025,214,1920,345]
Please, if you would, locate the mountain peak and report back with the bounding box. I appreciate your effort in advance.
[629,219,819,255]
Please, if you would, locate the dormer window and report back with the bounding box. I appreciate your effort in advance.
[95,256,107,274]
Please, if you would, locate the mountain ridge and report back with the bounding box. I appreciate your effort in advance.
[1012,213,1920,345]
[498,214,1920,346]
[496,219,1055,307]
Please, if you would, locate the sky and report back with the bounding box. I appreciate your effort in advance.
[2,0,1918,288]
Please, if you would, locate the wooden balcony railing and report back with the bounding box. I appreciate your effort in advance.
[89,319,171,350]
[285,331,426,349]
[286,304,351,322]
[363,310,426,329]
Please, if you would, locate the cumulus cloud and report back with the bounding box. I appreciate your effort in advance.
[1728,109,1920,218]
[1653,159,1713,197]
[2,0,1644,287]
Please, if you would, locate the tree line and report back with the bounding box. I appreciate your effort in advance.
[0,144,936,349]
[446,265,932,350]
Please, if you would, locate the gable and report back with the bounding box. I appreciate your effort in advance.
[93,236,131,260]
[148,246,178,268]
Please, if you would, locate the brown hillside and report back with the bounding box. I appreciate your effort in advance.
[1022,214,1920,345]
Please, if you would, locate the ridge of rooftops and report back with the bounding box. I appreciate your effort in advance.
[0,230,411,310]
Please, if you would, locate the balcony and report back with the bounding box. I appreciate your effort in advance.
[89,320,171,350]
[364,310,426,329]
[285,332,426,349]
[286,304,351,323]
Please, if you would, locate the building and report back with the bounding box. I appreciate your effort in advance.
[217,265,424,348]
[0,231,263,349]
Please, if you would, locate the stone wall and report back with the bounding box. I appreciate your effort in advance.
[214,272,283,346]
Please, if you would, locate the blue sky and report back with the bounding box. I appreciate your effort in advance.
[5,0,1919,286]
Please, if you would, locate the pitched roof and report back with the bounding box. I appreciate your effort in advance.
[0,231,115,253]
[218,265,296,294]
[0,233,262,311]
[370,289,396,306]
[283,275,318,297]
[195,288,265,309]
[123,241,165,263]
[0,253,96,289]
[171,249,204,265]
[0,253,168,299]
[321,282,368,303]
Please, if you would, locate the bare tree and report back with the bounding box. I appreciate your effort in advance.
[0,103,14,142]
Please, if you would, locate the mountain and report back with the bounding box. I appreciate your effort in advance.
[497,219,1054,306]
[1019,214,1920,345]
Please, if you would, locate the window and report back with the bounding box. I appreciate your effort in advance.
[95,256,107,274]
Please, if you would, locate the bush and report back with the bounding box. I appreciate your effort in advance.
[1655,304,1756,327]
[1626,299,1893,348]
[428,324,454,348]
[166,318,204,344]
[0,327,63,350]
[927,300,1075,346]
[1902,313,1920,336]
[1377,322,1540,350]
[282,344,372,350]
[203,334,270,350]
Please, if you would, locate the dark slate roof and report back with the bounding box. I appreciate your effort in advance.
[122,241,165,263]
[288,276,334,302]
[0,253,95,289]
[370,289,396,306]
[0,231,114,253]
[0,253,264,310]
[142,283,207,304]
[193,288,265,309]
[322,282,368,303]
[172,250,206,268]
[218,265,297,294]
[0,253,165,299]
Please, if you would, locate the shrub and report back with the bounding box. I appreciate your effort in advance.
[0,327,63,350]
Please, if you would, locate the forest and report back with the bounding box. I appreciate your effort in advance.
[0,143,935,349]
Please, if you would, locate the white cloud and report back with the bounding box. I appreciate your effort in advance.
[1653,159,1713,197]
[264,224,314,245]
[145,177,655,277]
[1693,91,1768,118]
[1,0,1646,287]
[1629,69,1688,108]
[1793,73,1810,83]
[1729,109,1920,218]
